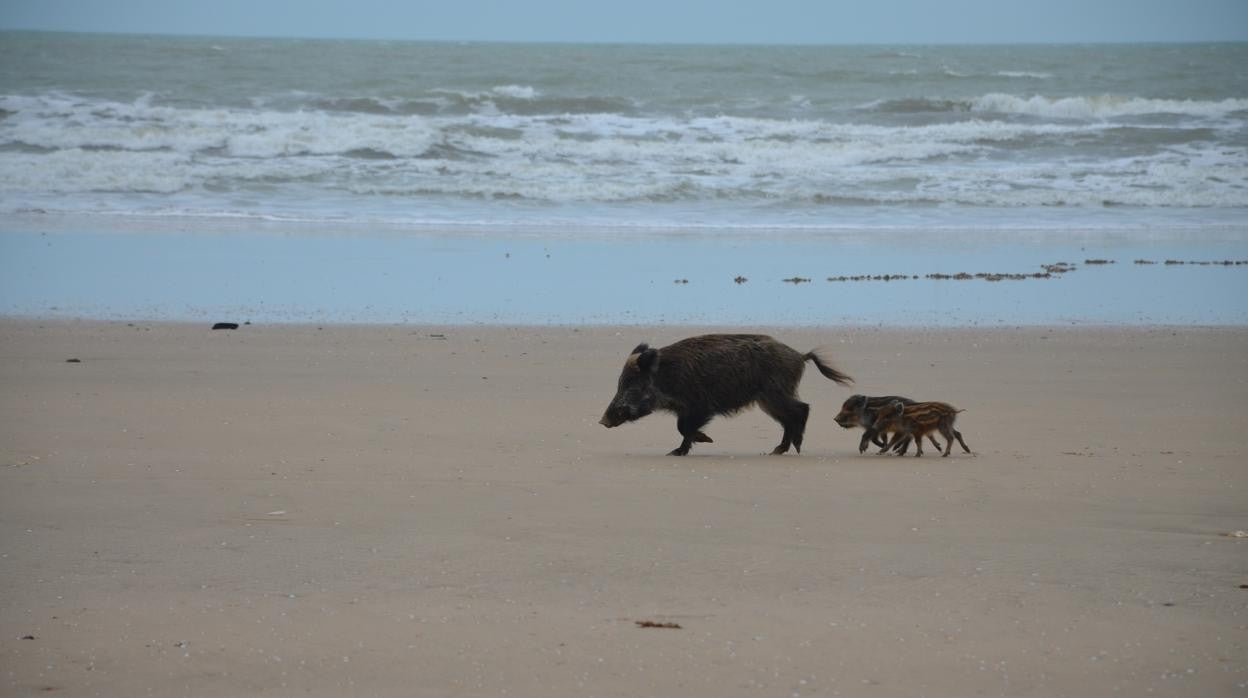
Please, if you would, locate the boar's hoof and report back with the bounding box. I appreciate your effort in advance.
[769,445,789,456]
[667,447,690,456]
[693,431,713,443]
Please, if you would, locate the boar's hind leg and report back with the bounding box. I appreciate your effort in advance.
[951,428,971,454]
[761,396,810,455]
[669,413,712,456]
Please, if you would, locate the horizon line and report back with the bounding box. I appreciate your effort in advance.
[3,27,1246,48]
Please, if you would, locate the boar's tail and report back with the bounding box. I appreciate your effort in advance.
[804,350,853,386]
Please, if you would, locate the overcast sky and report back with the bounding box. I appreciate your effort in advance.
[2,0,1246,44]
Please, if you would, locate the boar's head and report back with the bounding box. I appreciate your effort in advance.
[599,343,660,428]
[834,394,870,429]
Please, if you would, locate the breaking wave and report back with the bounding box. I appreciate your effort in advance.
[1,88,1245,218]
[865,93,1248,120]
[971,93,1248,120]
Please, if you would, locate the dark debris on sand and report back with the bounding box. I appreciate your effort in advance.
[717,257,1247,289]
[635,620,682,629]
[827,274,916,282]
[1164,259,1248,266]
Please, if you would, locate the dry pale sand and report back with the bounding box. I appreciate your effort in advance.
[1,319,1245,697]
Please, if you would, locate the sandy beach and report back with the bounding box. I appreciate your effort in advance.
[1,319,1245,696]
[5,25,1248,698]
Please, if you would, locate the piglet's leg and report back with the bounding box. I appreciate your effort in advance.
[859,430,875,454]
[892,435,912,455]
[881,432,905,455]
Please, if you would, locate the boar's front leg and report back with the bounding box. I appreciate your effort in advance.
[670,412,712,456]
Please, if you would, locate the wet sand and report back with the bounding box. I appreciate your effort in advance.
[3,225,1248,326]
[1,320,1246,696]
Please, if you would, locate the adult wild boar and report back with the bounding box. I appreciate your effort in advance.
[598,334,852,456]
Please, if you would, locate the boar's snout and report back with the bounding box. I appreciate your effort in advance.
[599,399,651,428]
[600,399,630,428]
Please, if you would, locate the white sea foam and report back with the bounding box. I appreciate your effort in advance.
[0,148,196,194]
[995,71,1054,79]
[0,93,442,157]
[491,85,539,100]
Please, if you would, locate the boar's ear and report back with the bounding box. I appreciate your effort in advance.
[637,347,659,374]
[630,343,650,356]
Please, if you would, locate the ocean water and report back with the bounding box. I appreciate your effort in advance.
[1,33,1246,325]
[2,33,1246,231]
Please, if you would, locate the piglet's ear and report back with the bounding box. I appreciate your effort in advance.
[858,395,869,408]
[630,343,650,356]
[637,347,659,373]
[889,400,905,412]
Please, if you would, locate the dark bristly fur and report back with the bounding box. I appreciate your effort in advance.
[599,334,852,456]
[833,394,943,454]
[872,400,972,457]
